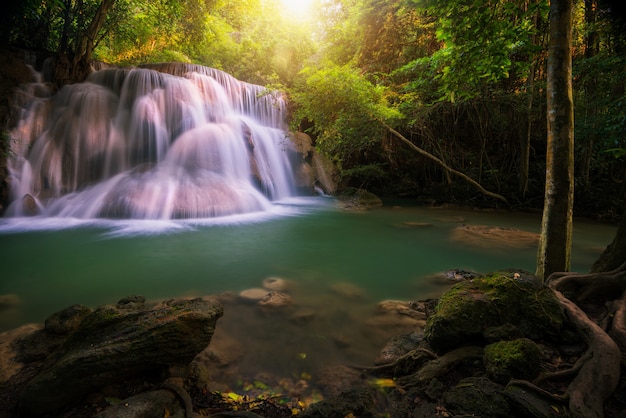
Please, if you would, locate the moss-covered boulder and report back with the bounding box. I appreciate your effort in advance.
[483,338,542,384]
[424,271,564,352]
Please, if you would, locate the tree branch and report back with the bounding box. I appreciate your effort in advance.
[376,118,509,204]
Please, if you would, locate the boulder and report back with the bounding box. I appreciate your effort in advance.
[424,271,564,352]
[19,296,223,416]
[300,388,377,418]
[444,377,511,417]
[483,338,542,384]
[375,331,423,365]
[337,189,383,210]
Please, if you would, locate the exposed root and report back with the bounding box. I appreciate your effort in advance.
[550,288,621,418]
[348,348,438,377]
[162,377,194,418]
[507,379,567,403]
[547,262,626,305]
[397,346,484,387]
[533,350,592,386]
[608,292,626,366]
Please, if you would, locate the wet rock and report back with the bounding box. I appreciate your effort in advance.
[21,194,40,216]
[483,338,542,384]
[336,189,383,210]
[258,291,293,309]
[19,296,223,416]
[0,294,20,309]
[451,224,539,249]
[290,308,317,325]
[44,304,93,335]
[504,382,569,418]
[315,365,365,398]
[424,271,564,352]
[377,300,426,320]
[92,389,183,418]
[0,324,42,384]
[444,377,510,417]
[239,288,269,302]
[262,276,289,291]
[330,282,366,299]
[302,388,376,417]
[399,221,433,228]
[374,331,423,365]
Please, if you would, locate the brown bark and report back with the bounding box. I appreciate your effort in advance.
[536,0,575,280]
[550,288,620,418]
[591,208,626,273]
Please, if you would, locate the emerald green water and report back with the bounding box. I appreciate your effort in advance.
[0,198,615,333]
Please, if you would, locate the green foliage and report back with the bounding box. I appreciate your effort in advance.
[409,0,548,101]
[290,62,401,179]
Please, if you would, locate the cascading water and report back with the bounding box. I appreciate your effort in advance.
[5,63,301,219]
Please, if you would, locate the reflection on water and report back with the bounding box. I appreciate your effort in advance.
[0,198,617,394]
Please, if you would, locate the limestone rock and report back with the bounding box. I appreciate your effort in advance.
[258,291,293,309]
[262,276,289,291]
[19,296,223,416]
[239,288,269,302]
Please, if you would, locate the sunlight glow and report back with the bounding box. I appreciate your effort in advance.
[279,0,315,21]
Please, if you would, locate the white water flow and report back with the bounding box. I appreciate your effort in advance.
[6,63,297,219]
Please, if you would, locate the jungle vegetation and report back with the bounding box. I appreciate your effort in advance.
[1,0,626,275]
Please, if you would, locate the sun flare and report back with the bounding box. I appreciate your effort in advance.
[279,0,315,20]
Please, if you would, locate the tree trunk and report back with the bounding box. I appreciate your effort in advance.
[54,0,116,86]
[592,206,626,273]
[536,0,575,280]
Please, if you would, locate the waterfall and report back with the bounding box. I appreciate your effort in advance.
[5,63,299,219]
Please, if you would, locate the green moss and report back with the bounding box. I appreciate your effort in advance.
[425,271,564,351]
[483,338,542,384]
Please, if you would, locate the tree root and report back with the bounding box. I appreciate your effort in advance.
[547,262,626,305]
[549,287,621,418]
[533,350,592,386]
[609,292,626,366]
[162,377,194,418]
[506,379,567,403]
[397,346,484,387]
[348,348,438,377]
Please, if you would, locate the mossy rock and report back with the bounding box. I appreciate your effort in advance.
[483,338,542,384]
[337,189,383,210]
[424,271,564,352]
[444,377,510,418]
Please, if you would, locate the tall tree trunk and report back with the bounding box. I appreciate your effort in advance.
[591,203,626,273]
[536,0,575,280]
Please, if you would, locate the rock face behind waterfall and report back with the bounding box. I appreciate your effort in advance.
[0,295,223,417]
[4,61,329,219]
